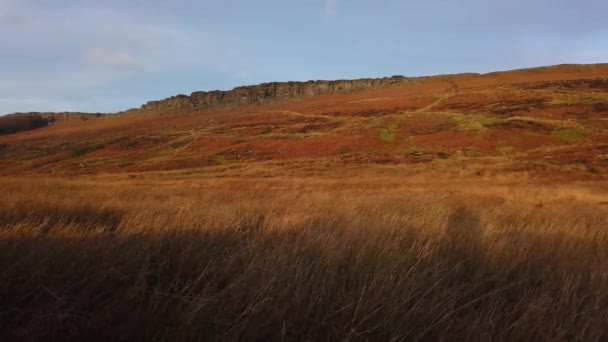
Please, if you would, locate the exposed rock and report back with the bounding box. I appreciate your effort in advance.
[141,76,410,111]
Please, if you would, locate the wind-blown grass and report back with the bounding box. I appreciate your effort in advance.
[0,176,607,341]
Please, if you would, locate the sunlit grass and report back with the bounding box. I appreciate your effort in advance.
[0,175,606,340]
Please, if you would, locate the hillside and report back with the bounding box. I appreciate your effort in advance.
[1,64,606,179]
[2,64,608,340]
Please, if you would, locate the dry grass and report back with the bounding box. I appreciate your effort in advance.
[1,175,607,341]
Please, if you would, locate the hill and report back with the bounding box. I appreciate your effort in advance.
[0,63,606,178]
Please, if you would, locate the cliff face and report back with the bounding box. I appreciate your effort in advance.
[141,76,409,111]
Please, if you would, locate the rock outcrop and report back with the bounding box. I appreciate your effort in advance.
[141,76,410,111]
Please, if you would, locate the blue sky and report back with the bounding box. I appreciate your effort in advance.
[1,0,607,114]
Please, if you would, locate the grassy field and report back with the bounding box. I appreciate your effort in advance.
[1,171,607,341]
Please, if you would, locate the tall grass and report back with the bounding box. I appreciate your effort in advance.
[1,176,607,341]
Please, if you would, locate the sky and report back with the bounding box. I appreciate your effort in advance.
[1,0,607,114]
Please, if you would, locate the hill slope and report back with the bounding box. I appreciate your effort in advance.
[1,64,608,341]
[0,63,607,178]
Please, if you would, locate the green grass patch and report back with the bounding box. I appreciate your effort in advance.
[212,154,240,164]
[547,98,575,106]
[379,129,395,141]
[477,116,505,126]
[552,128,586,142]
[447,114,505,133]
[454,121,484,132]
[497,146,516,155]
[377,121,402,141]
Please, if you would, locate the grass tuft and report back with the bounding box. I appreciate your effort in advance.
[552,128,586,142]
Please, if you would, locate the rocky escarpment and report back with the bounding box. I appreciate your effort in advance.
[141,76,410,111]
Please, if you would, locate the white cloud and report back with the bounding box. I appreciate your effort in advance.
[324,0,338,16]
[82,48,139,69]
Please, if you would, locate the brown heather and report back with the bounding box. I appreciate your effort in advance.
[1,174,607,341]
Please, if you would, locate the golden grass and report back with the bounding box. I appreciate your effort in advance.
[1,175,608,340]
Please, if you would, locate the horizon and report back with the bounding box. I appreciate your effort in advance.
[1,0,607,114]
[1,62,606,116]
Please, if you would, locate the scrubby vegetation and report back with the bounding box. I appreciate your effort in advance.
[0,114,52,135]
[552,128,586,142]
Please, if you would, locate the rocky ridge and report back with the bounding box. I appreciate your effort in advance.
[141,76,410,111]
